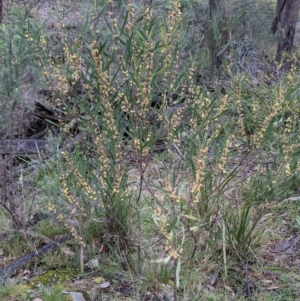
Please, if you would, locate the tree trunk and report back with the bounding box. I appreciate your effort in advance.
[0,0,3,24]
[209,0,230,75]
[273,0,300,65]
[271,0,287,34]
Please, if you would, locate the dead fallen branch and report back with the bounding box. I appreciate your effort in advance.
[0,139,48,155]
[0,234,71,284]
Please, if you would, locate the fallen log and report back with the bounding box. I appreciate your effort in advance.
[0,139,48,155]
[0,234,71,284]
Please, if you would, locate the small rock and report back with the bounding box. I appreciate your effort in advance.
[86,258,99,269]
[69,292,86,301]
[118,285,133,296]
[99,281,110,289]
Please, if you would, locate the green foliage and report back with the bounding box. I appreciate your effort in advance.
[0,283,31,300]
[25,0,300,293]
[224,203,262,258]
[39,285,69,301]
[0,7,40,100]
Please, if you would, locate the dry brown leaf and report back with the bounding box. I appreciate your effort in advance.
[70,207,77,215]
[21,269,31,276]
[259,213,272,224]
[224,284,235,293]
[61,246,75,256]
[210,274,218,285]
[261,279,273,284]
[266,286,279,290]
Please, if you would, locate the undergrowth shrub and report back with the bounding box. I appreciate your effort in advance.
[0,6,46,229]
[23,0,300,298]
[0,7,37,127]
[229,0,277,50]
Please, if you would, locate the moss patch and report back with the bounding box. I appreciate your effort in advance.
[30,269,76,288]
